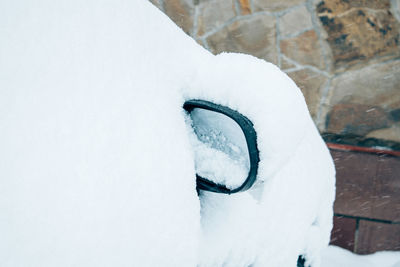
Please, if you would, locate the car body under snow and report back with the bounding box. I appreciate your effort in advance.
[0,1,335,266]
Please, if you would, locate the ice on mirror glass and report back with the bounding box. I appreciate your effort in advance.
[187,108,250,189]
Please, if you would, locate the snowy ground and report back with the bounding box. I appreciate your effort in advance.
[322,246,400,267]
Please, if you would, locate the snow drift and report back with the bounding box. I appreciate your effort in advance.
[322,246,400,267]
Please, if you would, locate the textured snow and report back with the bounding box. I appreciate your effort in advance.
[0,1,337,267]
[0,1,204,266]
[187,108,249,189]
[322,246,400,267]
[185,53,336,267]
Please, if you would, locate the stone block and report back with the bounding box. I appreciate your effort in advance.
[326,103,391,136]
[367,123,400,143]
[317,0,390,14]
[330,216,356,252]
[287,68,327,119]
[280,30,325,69]
[356,220,400,254]
[329,61,400,110]
[279,6,313,37]
[238,0,251,15]
[206,14,278,64]
[330,150,400,222]
[325,60,400,138]
[392,0,400,21]
[253,0,306,12]
[164,0,195,35]
[197,0,237,36]
[316,0,400,70]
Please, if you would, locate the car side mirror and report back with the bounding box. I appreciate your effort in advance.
[184,100,259,194]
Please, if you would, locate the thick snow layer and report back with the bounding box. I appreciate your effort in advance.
[0,1,206,266]
[322,246,400,267]
[1,1,335,267]
[185,53,336,267]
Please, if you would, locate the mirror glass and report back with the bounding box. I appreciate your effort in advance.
[187,108,250,190]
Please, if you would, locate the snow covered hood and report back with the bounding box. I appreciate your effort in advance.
[0,1,335,266]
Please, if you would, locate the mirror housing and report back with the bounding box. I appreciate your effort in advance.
[184,99,260,194]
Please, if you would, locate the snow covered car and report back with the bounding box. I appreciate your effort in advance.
[0,1,335,266]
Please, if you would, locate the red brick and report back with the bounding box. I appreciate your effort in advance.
[330,216,357,251]
[331,150,400,221]
[332,150,379,218]
[374,156,400,221]
[356,220,400,254]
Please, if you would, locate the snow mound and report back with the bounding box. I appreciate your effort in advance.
[322,246,400,267]
[0,1,335,266]
[184,53,336,267]
[0,1,205,266]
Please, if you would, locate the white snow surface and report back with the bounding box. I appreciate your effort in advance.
[322,246,400,267]
[186,53,336,267]
[1,1,336,267]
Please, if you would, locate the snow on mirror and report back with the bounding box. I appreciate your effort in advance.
[184,100,259,194]
[189,108,249,188]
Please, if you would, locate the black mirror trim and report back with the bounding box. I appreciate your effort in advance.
[297,255,306,267]
[183,99,260,194]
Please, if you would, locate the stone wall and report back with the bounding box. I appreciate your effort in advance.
[150,0,400,144]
